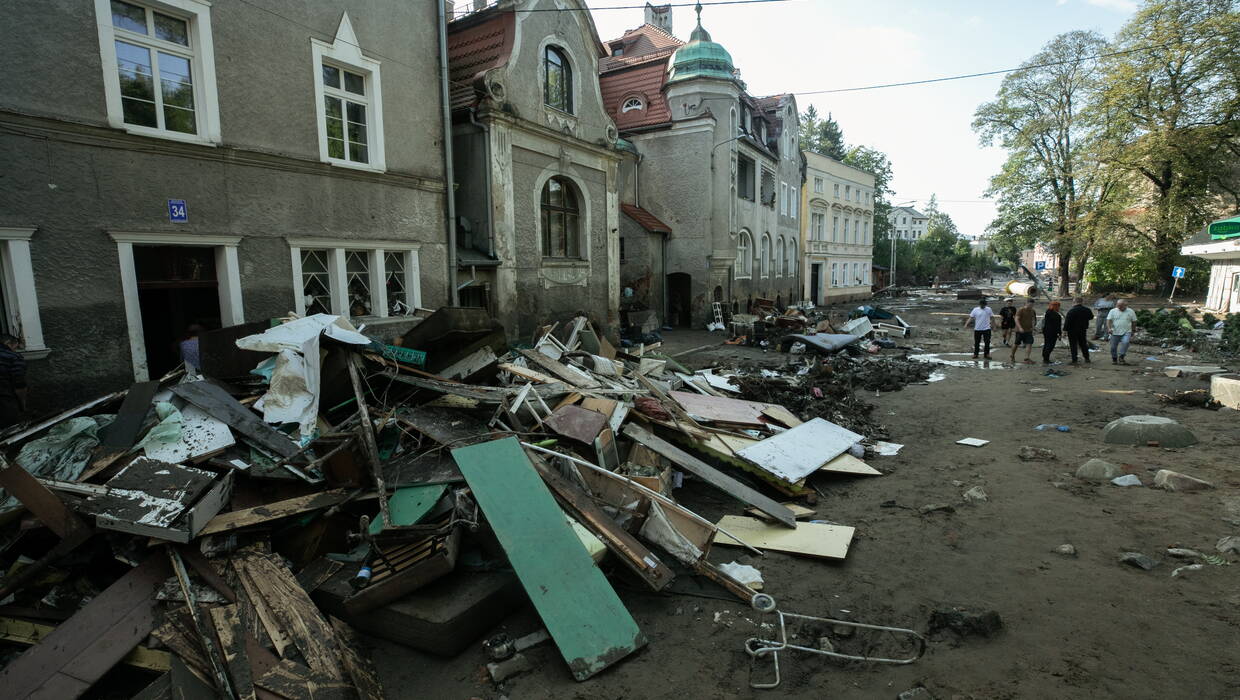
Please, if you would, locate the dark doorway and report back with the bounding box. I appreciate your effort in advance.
[666,272,692,328]
[134,246,221,379]
[810,264,821,305]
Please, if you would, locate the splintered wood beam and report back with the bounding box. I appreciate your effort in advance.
[348,355,391,528]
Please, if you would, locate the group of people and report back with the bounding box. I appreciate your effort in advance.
[964,295,1139,366]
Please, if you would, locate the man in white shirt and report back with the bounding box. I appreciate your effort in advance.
[1106,299,1139,365]
[963,298,995,359]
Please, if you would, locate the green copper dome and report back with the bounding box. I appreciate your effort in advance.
[667,4,735,84]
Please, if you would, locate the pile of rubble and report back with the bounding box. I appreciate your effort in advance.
[0,307,924,696]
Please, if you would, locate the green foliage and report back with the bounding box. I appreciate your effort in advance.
[1221,314,1240,355]
[799,104,846,160]
[845,145,895,242]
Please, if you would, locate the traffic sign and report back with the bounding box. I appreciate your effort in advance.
[1171,266,1186,279]
[1034,260,1046,271]
[168,199,188,223]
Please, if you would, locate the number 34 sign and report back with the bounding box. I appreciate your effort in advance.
[167,199,188,223]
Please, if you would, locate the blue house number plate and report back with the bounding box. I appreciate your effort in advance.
[168,199,188,223]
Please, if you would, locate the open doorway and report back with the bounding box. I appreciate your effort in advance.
[666,272,692,328]
[810,264,821,305]
[134,246,221,379]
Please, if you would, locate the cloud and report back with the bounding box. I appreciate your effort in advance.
[1056,0,1068,6]
[1086,0,1137,11]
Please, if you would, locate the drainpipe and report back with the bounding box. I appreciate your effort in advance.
[437,1,459,305]
[468,107,495,258]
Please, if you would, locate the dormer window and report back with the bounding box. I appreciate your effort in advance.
[621,96,644,113]
[610,42,625,56]
[544,46,572,114]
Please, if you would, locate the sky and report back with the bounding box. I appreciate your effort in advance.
[587,0,1137,237]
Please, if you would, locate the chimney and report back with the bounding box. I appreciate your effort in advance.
[645,2,672,34]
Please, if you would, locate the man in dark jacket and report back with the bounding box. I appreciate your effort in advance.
[0,334,27,429]
[1041,300,1063,364]
[1063,297,1094,364]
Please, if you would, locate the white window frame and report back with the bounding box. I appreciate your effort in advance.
[621,96,644,112]
[832,216,839,241]
[110,231,244,381]
[776,237,785,277]
[790,186,797,220]
[94,0,221,145]
[787,240,796,278]
[814,177,824,194]
[288,239,421,318]
[779,182,788,216]
[760,233,771,278]
[0,228,47,358]
[830,262,837,287]
[736,230,752,279]
[312,13,386,172]
[833,183,840,198]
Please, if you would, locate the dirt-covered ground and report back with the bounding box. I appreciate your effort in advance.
[371,290,1240,699]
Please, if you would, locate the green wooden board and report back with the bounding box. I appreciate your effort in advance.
[368,484,447,536]
[451,438,645,680]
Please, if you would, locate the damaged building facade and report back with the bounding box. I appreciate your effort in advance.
[602,5,803,328]
[0,1,449,411]
[447,0,623,341]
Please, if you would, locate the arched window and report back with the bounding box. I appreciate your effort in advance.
[787,240,796,278]
[736,230,752,277]
[760,233,771,278]
[621,96,644,113]
[541,176,580,258]
[544,46,572,113]
[776,237,785,277]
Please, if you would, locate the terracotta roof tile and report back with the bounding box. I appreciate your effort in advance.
[621,203,672,234]
[600,58,673,131]
[447,11,515,111]
[601,24,683,72]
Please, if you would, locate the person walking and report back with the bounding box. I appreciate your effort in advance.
[963,298,995,359]
[1093,294,1116,339]
[1010,297,1038,365]
[998,298,1017,346]
[1106,299,1139,365]
[1041,300,1063,364]
[1064,297,1094,364]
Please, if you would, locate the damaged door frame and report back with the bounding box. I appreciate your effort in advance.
[110,232,245,382]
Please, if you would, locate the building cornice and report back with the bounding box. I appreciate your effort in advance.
[0,110,446,194]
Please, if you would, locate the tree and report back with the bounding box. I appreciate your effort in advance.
[1093,0,1240,293]
[799,104,847,159]
[974,30,1111,296]
[844,145,896,241]
[986,201,1051,268]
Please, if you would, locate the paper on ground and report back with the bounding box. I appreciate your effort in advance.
[956,437,990,447]
[873,441,903,456]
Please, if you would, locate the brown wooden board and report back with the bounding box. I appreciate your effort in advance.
[255,659,352,700]
[234,551,346,681]
[210,605,256,700]
[531,455,674,591]
[622,424,797,528]
[384,372,570,403]
[329,618,385,700]
[517,349,600,388]
[0,554,170,699]
[544,404,608,444]
[199,489,375,537]
[171,381,299,458]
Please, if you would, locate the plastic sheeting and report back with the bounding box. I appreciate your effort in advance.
[236,314,371,438]
[1,415,114,515]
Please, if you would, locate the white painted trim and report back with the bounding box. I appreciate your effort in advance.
[311,12,386,172]
[0,233,46,353]
[369,249,388,318]
[289,246,306,316]
[108,231,241,246]
[1182,240,1240,259]
[406,249,422,309]
[328,248,348,316]
[93,0,221,144]
[286,237,421,251]
[112,232,245,381]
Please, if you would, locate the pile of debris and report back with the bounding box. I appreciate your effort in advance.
[0,307,921,696]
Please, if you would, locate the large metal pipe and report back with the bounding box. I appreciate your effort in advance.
[1005,280,1038,297]
[437,0,459,305]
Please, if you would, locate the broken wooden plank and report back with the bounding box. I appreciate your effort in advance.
[95,379,160,454]
[451,438,645,681]
[329,618,385,700]
[347,355,391,528]
[0,554,170,699]
[384,370,571,403]
[818,452,882,476]
[736,418,864,484]
[543,404,608,444]
[713,515,855,560]
[171,381,298,458]
[235,550,346,681]
[669,391,770,427]
[0,616,171,672]
[497,362,557,384]
[254,659,352,700]
[199,489,374,537]
[622,424,796,528]
[531,453,674,592]
[168,547,236,698]
[232,561,294,658]
[210,605,256,700]
[745,503,816,522]
[517,349,600,389]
